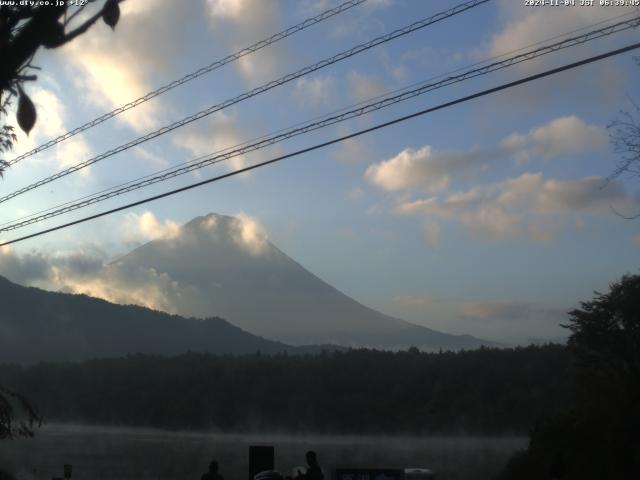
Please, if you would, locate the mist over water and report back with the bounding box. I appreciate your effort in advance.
[0,424,526,480]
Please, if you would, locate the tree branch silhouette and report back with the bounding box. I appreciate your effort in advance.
[607,57,640,219]
[0,0,122,174]
[0,0,122,439]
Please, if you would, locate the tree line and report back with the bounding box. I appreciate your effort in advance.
[0,344,570,435]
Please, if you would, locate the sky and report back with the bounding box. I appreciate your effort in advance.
[1,0,639,344]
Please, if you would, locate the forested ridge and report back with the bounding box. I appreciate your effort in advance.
[0,344,570,435]
[0,275,302,364]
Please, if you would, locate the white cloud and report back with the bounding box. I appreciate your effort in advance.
[66,49,158,131]
[365,116,619,242]
[55,136,93,173]
[391,294,437,307]
[488,3,635,60]
[231,212,268,256]
[29,88,65,138]
[397,172,637,241]
[388,293,568,343]
[172,111,249,174]
[303,0,391,39]
[132,146,170,170]
[365,146,458,192]
[0,244,181,313]
[393,296,562,324]
[365,0,394,8]
[8,87,63,158]
[461,300,529,320]
[0,245,51,285]
[366,116,605,192]
[476,2,633,108]
[52,261,181,314]
[122,211,181,244]
[383,46,442,84]
[182,212,271,254]
[0,213,273,317]
[60,0,201,132]
[292,76,337,109]
[206,0,283,85]
[207,0,246,18]
[122,211,270,256]
[500,116,606,163]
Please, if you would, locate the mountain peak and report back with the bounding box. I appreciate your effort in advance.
[174,212,271,257]
[184,212,233,229]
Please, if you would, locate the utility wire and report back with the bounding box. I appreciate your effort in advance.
[8,6,633,233]
[2,41,638,247]
[8,7,634,234]
[0,0,490,205]
[1,11,636,230]
[1,14,638,233]
[6,0,369,166]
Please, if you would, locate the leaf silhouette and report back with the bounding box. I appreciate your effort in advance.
[42,21,66,48]
[102,0,120,30]
[17,89,36,136]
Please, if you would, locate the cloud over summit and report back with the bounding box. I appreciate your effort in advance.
[0,212,271,315]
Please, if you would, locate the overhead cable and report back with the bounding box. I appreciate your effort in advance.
[2,40,638,247]
[2,13,638,233]
[6,0,369,166]
[0,0,491,205]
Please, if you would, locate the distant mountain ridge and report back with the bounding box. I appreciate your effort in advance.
[113,213,495,350]
[0,275,302,364]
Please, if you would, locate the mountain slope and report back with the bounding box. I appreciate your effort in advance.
[114,213,494,350]
[0,275,296,364]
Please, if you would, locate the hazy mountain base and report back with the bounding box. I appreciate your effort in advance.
[0,275,335,364]
[0,271,489,364]
[0,424,527,480]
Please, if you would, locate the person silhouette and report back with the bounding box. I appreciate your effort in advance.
[549,451,566,479]
[201,460,224,480]
[297,451,324,480]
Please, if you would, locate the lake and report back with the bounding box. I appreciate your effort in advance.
[0,424,526,480]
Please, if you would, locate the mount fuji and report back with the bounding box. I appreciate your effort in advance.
[111,213,493,350]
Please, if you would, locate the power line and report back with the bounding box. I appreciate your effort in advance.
[0,16,640,232]
[0,0,491,206]
[6,0,369,166]
[9,8,633,236]
[2,40,638,247]
[1,14,637,233]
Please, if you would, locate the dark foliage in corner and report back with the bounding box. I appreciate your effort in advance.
[497,274,640,479]
[0,385,42,439]
[0,0,122,171]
